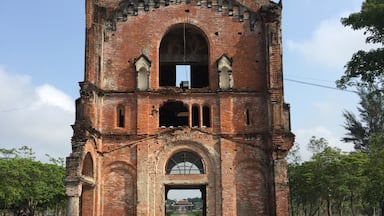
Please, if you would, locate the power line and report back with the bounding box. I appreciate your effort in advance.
[285,75,334,84]
[284,78,358,94]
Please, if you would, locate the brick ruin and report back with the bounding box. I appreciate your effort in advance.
[64,0,294,215]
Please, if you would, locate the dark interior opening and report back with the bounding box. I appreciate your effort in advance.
[159,65,176,86]
[159,24,209,88]
[246,109,251,126]
[117,106,125,128]
[191,65,209,88]
[202,106,211,127]
[192,105,199,127]
[159,101,189,127]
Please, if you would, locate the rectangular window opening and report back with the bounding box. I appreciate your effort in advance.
[176,65,191,88]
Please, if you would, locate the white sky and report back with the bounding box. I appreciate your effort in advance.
[0,0,369,162]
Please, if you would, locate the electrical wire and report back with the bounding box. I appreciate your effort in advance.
[284,78,358,93]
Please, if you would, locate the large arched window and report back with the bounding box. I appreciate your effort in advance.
[166,151,204,174]
[159,24,209,88]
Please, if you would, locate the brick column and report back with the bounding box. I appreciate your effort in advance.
[65,181,81,216]
[272,133,294,216]
[67,196,80,216]
[274,158,289,216]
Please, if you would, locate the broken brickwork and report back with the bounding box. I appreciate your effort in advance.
[65,0,294,215]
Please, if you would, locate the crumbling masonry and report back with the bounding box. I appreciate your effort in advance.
[65,0,294,215]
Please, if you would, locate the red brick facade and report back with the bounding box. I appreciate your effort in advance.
[65,0,294,215]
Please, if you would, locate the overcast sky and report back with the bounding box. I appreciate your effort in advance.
[0,0,372,163]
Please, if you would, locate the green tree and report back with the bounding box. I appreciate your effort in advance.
[288,137,370,216]
[363,134,384,215]
[338,152,368,216]
[308,136,328,154]
[341,85,384,152]
[336,0,384,89]
[289,161,321,216]
[287,142,302,164]
[0,147,66,215]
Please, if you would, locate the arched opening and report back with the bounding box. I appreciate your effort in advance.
[192,105,199,127]
[164,151,207,214]
[165,151,204,174]
[246,108,251,126]
[102,162,135,215]
[159,101,189,127]
[202,105,211,128]
[81,153,94,216]
[117,105,125,128]
[82,153,94,177]
[159,24,209,88]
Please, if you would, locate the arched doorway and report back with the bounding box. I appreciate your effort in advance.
[164,150,207,216]
[80,153,94,216]
[159,24,209,88]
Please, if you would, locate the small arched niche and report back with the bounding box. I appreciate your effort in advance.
[82,152,94,178]
[166,151,204,174]
[135,54,151,91]
[159,24,209,88]
[217,54,233,90]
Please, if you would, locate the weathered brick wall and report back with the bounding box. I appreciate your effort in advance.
[100,5,266,92]
[65,0,294,215]
[97,93,268,135]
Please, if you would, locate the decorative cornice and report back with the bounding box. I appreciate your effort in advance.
[95,0,278,32]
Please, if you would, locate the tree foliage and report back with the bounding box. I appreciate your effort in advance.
[293,2,384,215]
[341,85,384,152]
[363,134,384,214]
[336,0,384,89]
[0,146,66,216]
[289,137,371,216]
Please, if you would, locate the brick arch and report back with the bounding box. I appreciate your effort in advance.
[157,140,215,176]
[235,159,269,215]
[158,23,210,53]
[80,140,98,216]
[159,23,210,89]
[155,139,219,214]
[80,139,98,178]
[165,150,205,174]
[82,153,94,177]
[102,161,136,216]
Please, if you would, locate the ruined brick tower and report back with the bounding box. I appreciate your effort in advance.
[65,0,294,215]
